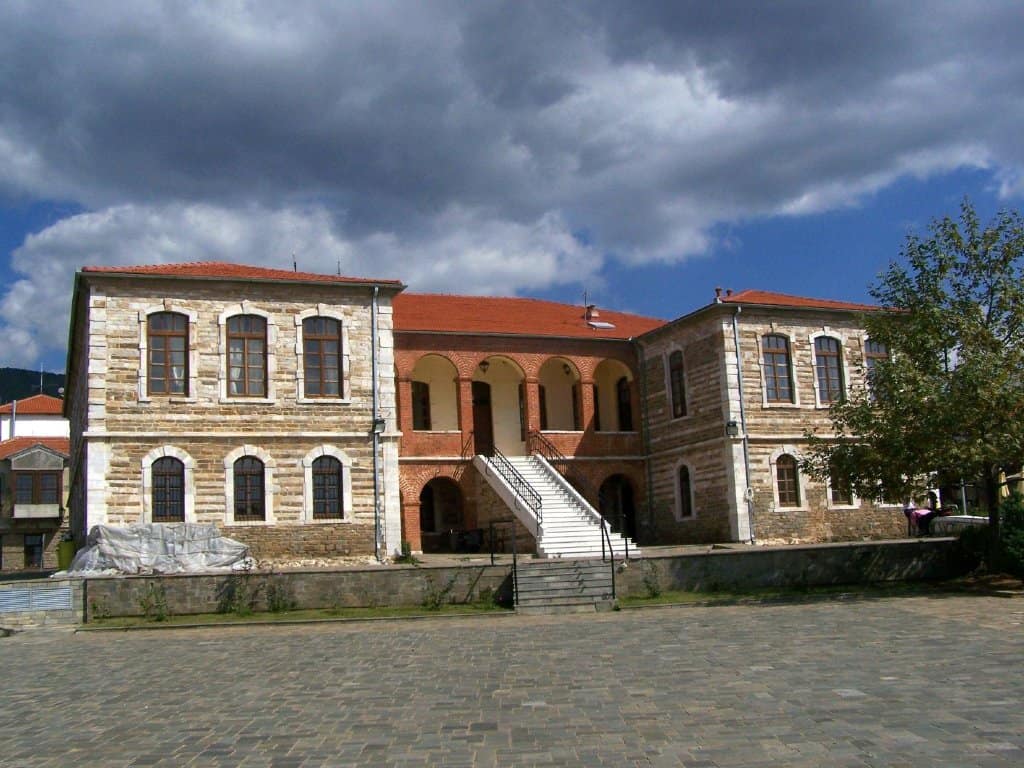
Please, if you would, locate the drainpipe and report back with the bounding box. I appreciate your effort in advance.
[731,307,756,544]
[10,398,15,438]
[371,286,383,562]
[634,338,655,543]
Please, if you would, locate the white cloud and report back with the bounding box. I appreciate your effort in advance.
[1,2,1024,362]
[0,202,602,364]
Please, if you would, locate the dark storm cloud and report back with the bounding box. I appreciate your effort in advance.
[1,1,1023,363]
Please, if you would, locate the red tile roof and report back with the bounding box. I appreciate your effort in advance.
[721,289,880,312]
[81,261,403,287]
[393,293,665,339]
[0,394,64,415]
[0,437,69,461]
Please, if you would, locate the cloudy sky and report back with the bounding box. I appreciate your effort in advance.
[1,1,1022,371]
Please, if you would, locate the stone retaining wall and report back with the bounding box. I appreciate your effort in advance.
[82,563,512,620]
[74,538,970,621]
[618,538,970,595]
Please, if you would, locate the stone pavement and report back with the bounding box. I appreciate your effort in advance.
[3,593,1023,767]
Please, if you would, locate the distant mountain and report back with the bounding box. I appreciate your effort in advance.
[0,368,66,404]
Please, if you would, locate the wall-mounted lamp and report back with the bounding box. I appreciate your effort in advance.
[479,360,490,374]
[725,420,740,438]
[372,417,386,435]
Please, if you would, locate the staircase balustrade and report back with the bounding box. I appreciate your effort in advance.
[486,447,543,536]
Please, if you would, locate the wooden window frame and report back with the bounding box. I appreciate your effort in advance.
[411,380,432,431]
[814,336,844,404]
[763,335,794,404]
[668,350,687,419]
[776,454,801,507]
[233,457,266,521]
[14,471,61,505]
[147,312,189,396]
[227,315,267,397]
[312,456,344,520]
[616,376,634,432]
[302,317,343,398]
[151,456,185,522]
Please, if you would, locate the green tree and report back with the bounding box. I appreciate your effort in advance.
[804,200,1024,534]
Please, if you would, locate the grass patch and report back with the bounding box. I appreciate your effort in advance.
[84,601,511,629]
[619,580,940,607]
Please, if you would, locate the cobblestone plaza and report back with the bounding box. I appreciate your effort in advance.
[4,594,1023,767]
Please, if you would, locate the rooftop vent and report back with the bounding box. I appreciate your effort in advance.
[584,304,616,330]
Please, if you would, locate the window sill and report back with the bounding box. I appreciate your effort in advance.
[297,397,351,405]
[674,514,697,523]
[762,402,801,409]
[412,429,461,434]
[226,518,274,526]
[302,516,351,525]
[539,430,585,434]
[139,395,198,404]
[219,397,278,405]
[828,504,861,511]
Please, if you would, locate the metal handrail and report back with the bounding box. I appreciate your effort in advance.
[527,430,630,560]
[487,447,543,535]
[460,430,476,460]
[488,518,519,606]
[598,516,616,600]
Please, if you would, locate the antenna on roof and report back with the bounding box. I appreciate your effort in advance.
[337,259,341,276]
[292,254,297,272]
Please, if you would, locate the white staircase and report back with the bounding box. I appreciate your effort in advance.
[474,454,639,559]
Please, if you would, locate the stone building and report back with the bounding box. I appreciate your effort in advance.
[0,395,69,571]
[63,263,404,561]
[63,261,907,562]
[638,289,905,545]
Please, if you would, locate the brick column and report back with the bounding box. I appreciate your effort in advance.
[580,377,596,431]
[397,376,414,436]
[457,376,475,451]
[402,497,422,553]
[524,376,541,437]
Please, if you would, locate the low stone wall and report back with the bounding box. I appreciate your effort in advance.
[82,563,512,621]
[618,538,970,595]
[62,537,970,623]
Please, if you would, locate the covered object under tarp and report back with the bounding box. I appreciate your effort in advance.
[66,523,250,574]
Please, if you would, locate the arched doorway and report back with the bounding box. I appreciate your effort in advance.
[419,478,465,553]
[599,474,637,540]
[409,354,459,431]
[538,357,582,431]
[472,356,526,455]
[592,359,636,432]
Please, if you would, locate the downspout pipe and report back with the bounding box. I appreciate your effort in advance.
[371,286,383,562]
[731,307,756,544]
[634,338,654,544]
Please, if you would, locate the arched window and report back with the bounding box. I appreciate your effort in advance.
[864,339,888,380]
[233,457,265,521]
[151,457,185,522]
[227,316,267,396]
[312,456,344,519]
[763,335,793,403]
[677,464,694,519]
[303,317,342,397]
[814,337,844,404]
[668,350,686,418]
[776,454,800,507]
[616,377,633,431]
[148,312,188,395]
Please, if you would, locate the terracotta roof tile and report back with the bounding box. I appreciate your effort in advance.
[0,394,64,415]
[0,437,69,461]
[393,293,665,339]
[81,261,403,287]
[721,289,880,312]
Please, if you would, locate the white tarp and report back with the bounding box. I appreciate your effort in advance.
[65,523,250,575]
